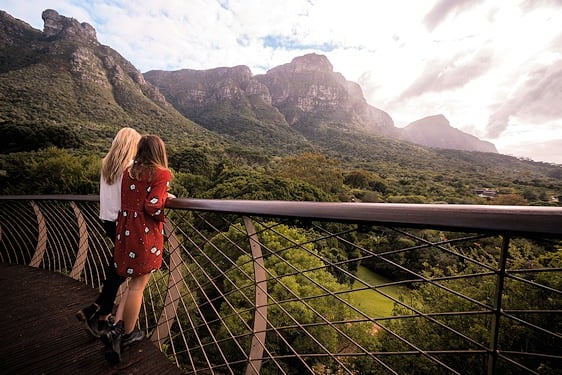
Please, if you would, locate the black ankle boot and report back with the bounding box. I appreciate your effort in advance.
[122,329,146,350]
[104,320,124,364]
[75,303,102,338]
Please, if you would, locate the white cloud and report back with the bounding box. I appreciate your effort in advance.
[1,0,561,164]
[424,0,484,30]
[495,127,562,165]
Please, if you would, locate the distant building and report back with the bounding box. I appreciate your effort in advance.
[474,188,497,199]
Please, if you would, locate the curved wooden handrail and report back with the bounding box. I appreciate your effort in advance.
[166,199,562,236]
[29,201,47,267]
[4,195,561,236]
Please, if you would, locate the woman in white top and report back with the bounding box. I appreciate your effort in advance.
[76,127,141,338]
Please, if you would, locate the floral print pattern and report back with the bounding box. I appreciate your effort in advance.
[114,167,172,277]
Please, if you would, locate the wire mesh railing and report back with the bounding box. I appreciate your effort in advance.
[1,195,561,374]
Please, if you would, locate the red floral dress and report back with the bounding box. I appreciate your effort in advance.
[114,166,172,277]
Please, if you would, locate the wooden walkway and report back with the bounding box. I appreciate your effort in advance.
[0,263,181,375]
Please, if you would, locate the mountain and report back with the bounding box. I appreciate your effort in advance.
[0,9,224,153]
[253,54,395,137]
[399,115,498,153]
[143,65,313,154]
[146,53,498,153]
[144,54,397,138]
[0,8,496,157]
[144,53,397,153]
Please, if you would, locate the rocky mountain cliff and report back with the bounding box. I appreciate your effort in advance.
[0,9,219,151]
[143,65,312,152]
[399,115,498,153]
[145,54,396,141]
[254,54,396,136]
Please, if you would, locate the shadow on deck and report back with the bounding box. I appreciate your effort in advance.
[0,263,180,375]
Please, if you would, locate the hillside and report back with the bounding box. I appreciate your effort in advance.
[144,54,398,150]
[144,66,313,154]
[0,9,226,154]
[399,115,497,153]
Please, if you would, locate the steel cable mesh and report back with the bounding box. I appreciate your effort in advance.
[0,200,38,264]
[148,210,560,374]
[243,219,486,374]
[141,211,561,374]
[0,197,560,374]
[71,200,115,286]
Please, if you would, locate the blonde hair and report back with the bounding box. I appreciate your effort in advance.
[101,127,141,185]
[129,135,170,182]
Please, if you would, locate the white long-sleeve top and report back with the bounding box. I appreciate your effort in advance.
[99,172,124,222]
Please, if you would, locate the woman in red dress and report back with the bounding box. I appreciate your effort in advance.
[103,135,174,364]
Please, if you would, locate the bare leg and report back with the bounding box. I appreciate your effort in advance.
[121,273,151,334]
[114,286,128,323]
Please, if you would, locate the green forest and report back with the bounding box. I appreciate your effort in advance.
[1,133,561,207]
[150,214,561,374]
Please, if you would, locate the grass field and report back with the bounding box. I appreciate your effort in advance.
[349,265,409,317]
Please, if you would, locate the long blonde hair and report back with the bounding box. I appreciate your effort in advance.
[101,127,141,184]
[129,135,170,182]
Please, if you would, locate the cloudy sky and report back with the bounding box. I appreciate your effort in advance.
[2,0,561,164]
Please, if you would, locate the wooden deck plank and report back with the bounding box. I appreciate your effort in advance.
[0,263,181,374]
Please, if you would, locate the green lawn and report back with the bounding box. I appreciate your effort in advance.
[349,265,408,317]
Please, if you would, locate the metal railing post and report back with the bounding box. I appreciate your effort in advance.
[487,235,510,375]
[152,219,183,351]
[243,216,268,375]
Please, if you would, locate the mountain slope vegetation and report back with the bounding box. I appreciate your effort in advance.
[0,9,225,153]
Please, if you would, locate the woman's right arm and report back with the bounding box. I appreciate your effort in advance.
[144,169,172,221]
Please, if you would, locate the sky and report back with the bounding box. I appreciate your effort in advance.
[2,0,561,164]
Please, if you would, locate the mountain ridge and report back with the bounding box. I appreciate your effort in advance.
[399,114,498,153]
[0,8,496,156]
[0,9,224,151]
[145,53,496,153]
